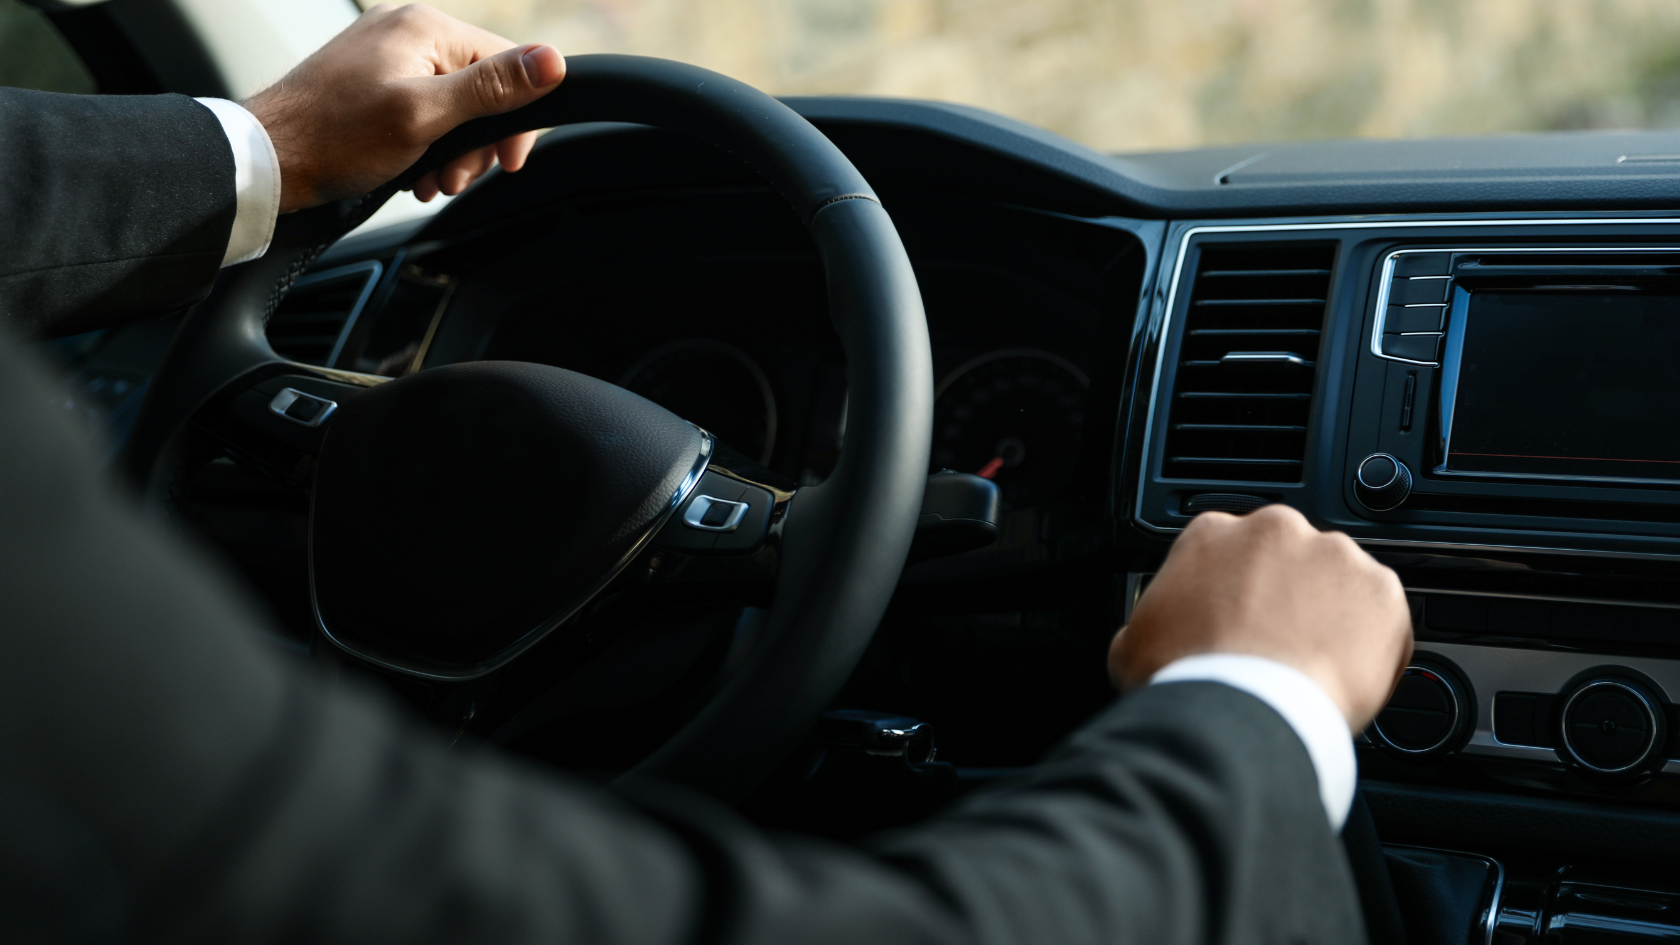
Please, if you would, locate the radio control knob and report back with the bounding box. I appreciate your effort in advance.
[1355,453,1412,511]
[1558,678,1666,777]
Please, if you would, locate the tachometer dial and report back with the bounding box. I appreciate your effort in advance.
[932,349,1088,510]
[620,339,777,466]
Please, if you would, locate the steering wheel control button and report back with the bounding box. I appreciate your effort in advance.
[657,471,774,554]
[1354,452,1412,511]
[1371,664,1470,759]
[1559,678,1667,776]
[268,387,338,428]
[685,495,749,532]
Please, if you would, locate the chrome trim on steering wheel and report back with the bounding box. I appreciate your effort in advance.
[312,428,716,681]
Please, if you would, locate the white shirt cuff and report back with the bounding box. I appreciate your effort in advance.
[195,98,280,267]
[1150,654,1357,830]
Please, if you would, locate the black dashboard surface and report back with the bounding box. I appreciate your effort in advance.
[792,97,1680,216]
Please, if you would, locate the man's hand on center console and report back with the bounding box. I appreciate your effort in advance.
[243,3,567,213]
[1110,504,1412,733]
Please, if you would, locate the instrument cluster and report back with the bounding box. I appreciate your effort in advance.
[613,339,1092,515]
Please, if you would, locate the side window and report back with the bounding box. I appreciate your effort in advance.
[0,0,95,93]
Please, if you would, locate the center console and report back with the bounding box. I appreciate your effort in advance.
[1122,215,1680,936]
[1127,215,1680,837]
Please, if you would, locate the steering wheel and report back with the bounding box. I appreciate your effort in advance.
[125,55,933,800]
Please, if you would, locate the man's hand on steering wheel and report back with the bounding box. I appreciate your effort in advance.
[243,3,566,213]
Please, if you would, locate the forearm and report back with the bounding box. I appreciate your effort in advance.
[143,683,1359,945]
[869,684,1363,945]
[0,90,241,338]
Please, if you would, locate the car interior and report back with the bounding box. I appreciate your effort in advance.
[18,1,1680,942]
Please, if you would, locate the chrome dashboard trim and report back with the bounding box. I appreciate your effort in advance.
[314,429,716,681]
[1369,251,1442,365]
[1135,217,1680,538]
[1431,469,1680,486]
[1382,845,1504,945]
[1408,586,1680,612]
[1372,244,1680,365]
[1370,665,1462,755]
[1220,351,1313,365]
[1417,641,1680,765]
[1483,854,1506,945]
[285,260,383,369]
[1557,679,1661,775]
[1357,536,1680,561]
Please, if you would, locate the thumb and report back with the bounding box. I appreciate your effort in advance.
[435,43,565,127]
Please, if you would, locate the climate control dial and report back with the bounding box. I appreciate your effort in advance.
[1371,664,1471,760]
[1558,678,1667,777]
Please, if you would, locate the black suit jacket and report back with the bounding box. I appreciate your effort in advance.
[0,89,233,338]
[0,88,1366,944]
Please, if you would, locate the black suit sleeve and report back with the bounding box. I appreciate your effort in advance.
[0,330,1363,944]
[0,89,235,338]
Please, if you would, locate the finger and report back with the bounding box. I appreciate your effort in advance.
[422,43,565,136]
[1172,509,1237,552]
[440,146,497,195]
[1245,501,1315,537]
[496,130,540,173]
[1106,624,1132,690]
[411,170,442,202]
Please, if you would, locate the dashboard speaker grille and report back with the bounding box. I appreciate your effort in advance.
[1162,242,1334,483]
[265,262,383,367]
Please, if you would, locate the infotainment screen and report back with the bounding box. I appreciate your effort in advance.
[1443,290,1680,483]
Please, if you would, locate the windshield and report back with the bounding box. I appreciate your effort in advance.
[424,1,1680,153]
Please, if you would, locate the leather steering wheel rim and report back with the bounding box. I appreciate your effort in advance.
[126,55,934,800]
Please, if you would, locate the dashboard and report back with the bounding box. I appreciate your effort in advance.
[89,95,1680,938]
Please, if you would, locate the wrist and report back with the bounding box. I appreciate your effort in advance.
[243,93,301,213]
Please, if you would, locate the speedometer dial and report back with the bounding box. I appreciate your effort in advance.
[932,349,1089,510]
[620,339,777,466]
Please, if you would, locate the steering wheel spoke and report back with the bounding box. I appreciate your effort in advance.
[649,440,795,570]
[184,363,384,488]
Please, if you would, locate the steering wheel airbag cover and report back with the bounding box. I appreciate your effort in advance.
[310,361,705,677]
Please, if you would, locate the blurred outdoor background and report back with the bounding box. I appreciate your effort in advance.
[9,0,1680,153]
[415,0,1680,153]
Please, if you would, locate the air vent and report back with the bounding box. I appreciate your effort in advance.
[1161,242,1334,483]
[265,261,382,367]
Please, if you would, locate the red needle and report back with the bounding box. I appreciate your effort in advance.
[976,456,1004,479]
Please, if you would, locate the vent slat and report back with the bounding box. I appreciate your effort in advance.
[1168,457,1303,466]
[1162,243,1334,483]
[1188,328,1321,337]
[1200,269,1331,278]
[1177,391,1311,400]
[1193,298,1326,307]
[1181,360,1316,368]
[1173,424,1306,433]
